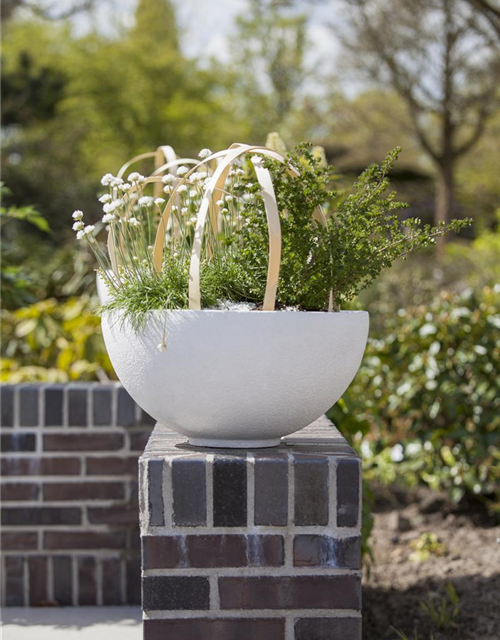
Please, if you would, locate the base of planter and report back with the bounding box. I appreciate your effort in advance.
[188,436,282,449]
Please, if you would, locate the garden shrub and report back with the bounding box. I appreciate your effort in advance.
[1,295,115,382]
[330,285,500,516]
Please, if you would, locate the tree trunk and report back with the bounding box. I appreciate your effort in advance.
[434,157,455,258]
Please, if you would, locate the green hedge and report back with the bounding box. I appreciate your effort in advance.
[330,285,500,515]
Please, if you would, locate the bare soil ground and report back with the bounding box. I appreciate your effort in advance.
[362,487,500,640]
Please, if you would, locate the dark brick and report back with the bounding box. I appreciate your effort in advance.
[254,454,288,526]
[128,527,141,551]
[78,556,97,605]
[44,432,123,452]
[68,387,88,427]
[295,617,361,640]
[294,456,329,526]
[43,481,124,501]
[44,530,127,550]
[53,556,73,606]
[1,483,39,501]
[28,556,48,605]
[142,576,209,610]
[2,507,81,526]
[293,535,361,569]
[117,387,136,426]
[1,531,38,550]
[219,575,361,610]
[142,534,283,569]
[88,504,138,525]
[102,557,123,605]
[337,459,360,527]
[1,432,36,452]
[126,555,141,605]
[5,556,25,606]
[213,456,247,527]
[86,456,137,476]
[148,459,164,526]
[130,429,150,452]
[1,457,80,476]
[44,386,64,426]
[19,386,39,426]
[92,386,113,426]
[172,457,206,526]
[1,385,14,426]
[143,618,285,640]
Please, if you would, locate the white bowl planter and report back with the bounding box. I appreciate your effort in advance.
[102,309,369,447]
[100,143,371,448]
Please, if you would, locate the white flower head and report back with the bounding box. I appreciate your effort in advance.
[216,199,224,207]
[177,185,187,194]
[99,194,112,203]
[181,207,188,215]
[138,196,153,207]
[119,182,131,192]
[110,176,123,188]
[225,195,234,202]
[101,173,115,186]
[72,221,84,231]
[251,155,263,165]
[189,189,197,198]
[72,210,84,220]
[77,224,95,239]
[221,208,229,215]
[154,198,165,206]
[128,217,141,227]
[128,172,145,183]
[189,215,198,224]
[176,166,189,176]
[162,174,175,184]
[163,185,173,194]
[103,198,123,214]
[198,148,212,159]
[101,213,115,224]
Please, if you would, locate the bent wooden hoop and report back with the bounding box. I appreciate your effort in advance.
[152,143,332,312]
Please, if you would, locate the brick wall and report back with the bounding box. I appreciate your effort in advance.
[1,383,154,606]
[140,422,362,640]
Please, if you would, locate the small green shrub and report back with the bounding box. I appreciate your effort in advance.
[1,296,115,382]
[330,285,500,515]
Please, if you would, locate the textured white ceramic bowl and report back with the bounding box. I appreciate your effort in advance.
[102,310,369,448]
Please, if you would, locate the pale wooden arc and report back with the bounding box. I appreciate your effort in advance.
[151,143,333,311]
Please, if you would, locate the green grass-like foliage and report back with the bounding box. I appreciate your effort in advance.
[102,144,471,326]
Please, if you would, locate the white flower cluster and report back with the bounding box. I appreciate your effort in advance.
[71,211,96,241]
[101,174,124,188]
[127,172,145,184]
[103,199,123,214]
[198,148,212,159]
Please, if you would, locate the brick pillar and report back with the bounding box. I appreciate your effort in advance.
[139,418,362,640]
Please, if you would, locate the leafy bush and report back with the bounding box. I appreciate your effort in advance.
[330,285,500,515]
[1,296,115,382]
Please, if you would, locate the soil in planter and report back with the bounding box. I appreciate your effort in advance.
[363,486,500,640]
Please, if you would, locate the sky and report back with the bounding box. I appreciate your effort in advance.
[69,0,340,70]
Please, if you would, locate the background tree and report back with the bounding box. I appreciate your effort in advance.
[337,0,500,251]
[231,0,309,140]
